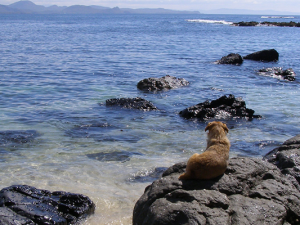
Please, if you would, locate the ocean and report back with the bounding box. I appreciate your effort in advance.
[0,13,300,224]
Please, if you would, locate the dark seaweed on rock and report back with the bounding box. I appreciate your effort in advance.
[179,94,260,120]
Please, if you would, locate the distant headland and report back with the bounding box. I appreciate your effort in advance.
[0,0,200,14]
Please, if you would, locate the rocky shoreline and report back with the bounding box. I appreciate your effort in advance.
[233,21,300,27]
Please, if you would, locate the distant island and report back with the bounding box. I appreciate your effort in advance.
[0,0,200,14]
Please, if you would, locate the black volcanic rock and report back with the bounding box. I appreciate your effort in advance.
[0,185,95,225]
[179,94,260,120]
[244,49,279,62]
[233,21,259,26]
[217,53,243,65]
[258,67,296,81]
[137,75,189,92]
[106,97,157,110]
[264,134,300,191]
[233,21,300,27]
[133,156,300,225]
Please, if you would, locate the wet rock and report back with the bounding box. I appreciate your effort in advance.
[137,75,189,92]
[0,130,40,146]
[0,185,95,225]
[264,134,300,192]
[86,150,143,162]
[258,67,296,81]
[65,123,114,138]
[244,49,279,62]
[179,94,260,120]
[216,53,243,65]
[106,97,157,111]
[133,157,300,225]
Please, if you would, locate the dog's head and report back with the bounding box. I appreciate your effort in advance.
[205,121,229,134]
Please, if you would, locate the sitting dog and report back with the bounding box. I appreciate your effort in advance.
[179,121,230,180]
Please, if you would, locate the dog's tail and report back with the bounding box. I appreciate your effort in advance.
[178,173,191,180]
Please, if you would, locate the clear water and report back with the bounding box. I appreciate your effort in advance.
[0,13,300,224]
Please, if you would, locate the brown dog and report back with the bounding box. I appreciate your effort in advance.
[179,121,230,180]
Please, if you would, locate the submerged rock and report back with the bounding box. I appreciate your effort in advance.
[244,49,279,62]
[0,130,40,146]
[86,150,143,162]
[264,134,300,191]
[179,94,260,120]
[137,75,189,92]
[133,156,300,225]
[258,67,296,81]
[106,97,157,111]
[216,53,243,65]
[129,167,168,183]
[0,185,95,225]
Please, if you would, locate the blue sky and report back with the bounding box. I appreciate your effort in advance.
[1,0,300,13]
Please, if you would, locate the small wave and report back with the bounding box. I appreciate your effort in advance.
[261,16,294,19]
[186,19,233,25]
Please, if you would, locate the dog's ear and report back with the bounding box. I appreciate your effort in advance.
[222,123,229,133]
[205,122,213,132]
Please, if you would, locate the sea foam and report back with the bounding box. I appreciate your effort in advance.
[186,19,233,25]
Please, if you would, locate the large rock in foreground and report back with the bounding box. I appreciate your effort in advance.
[137,75,189,92]
[0,185,95,225]
[179,94,260,120]
[264,134,300,191]
[244,49,279,62]
[133,156,300,225]
[216,53,243,65]
[106,97,157,111]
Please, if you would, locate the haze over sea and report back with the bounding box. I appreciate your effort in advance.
[0,13,300,224]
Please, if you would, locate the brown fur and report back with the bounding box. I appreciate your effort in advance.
[179,121,230,180]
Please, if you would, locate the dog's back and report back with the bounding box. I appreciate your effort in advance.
[179,121,230,180]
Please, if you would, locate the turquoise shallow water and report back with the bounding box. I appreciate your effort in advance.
[0,13,300,224]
